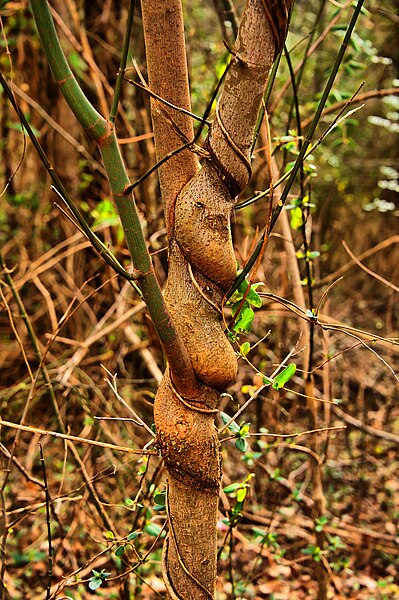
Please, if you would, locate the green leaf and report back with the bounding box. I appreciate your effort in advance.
[9,120,41,138]
[246,286,262,308]
[262,376,272,386]
[228,279,249,303]
[231,299,249,316]
[105,530,114,540]
[220,412,240,433]
[239,424,250,437]
[236,487,247,502]
[115,545,125,557]
[223,482,242,494]
[144,523,163,537]
[240,342,251,356]
[270,468,282,481]
[92,198,119,228]
[233,306,254,333]
[127,531,139,542]
[153,504,165,511]
[89,578,102,591]
[235,438,248,453]
[232,500,244,514]
[272,364,296,390]
[153,492,166,505]
[315,515,328,532]
[290,206,303,230]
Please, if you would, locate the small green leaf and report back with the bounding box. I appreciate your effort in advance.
[144,523,163,537]
[240,342,251,356]
[228,279,249,303]
[289,206,303,230]
[272,364,296,390]
[233,306,255,333]
[153,492,166,505]
[127,531,139,542]
[105,530,114,540]
[220,412,240,433]
[89,579,102,591]
[231,299,249,317]
[232,499,244,514]
[153,504,165,511]
[236,487,247,502]
[115,545,125,557]
[270,468,282,481]
[238,279,250,293]
[223,482,242,494]
[239,424,250,437]
[220,412,231,425]
[235,438,248,453]
[246,287,262,308]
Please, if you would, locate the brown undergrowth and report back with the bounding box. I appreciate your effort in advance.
[1,1,399,599]
[1,162,398,599]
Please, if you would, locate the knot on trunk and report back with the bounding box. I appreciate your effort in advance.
[154,370,220,492]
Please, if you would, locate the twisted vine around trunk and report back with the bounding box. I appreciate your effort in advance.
[141,1,292,597]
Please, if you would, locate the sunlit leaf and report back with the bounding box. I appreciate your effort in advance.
[272,364,296,390]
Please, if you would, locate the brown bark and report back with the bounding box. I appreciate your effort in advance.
[141,1,291,597]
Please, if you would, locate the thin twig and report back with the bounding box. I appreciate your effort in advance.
[39,443,53,600]
[342,240,399,293]
[0,420,157,455]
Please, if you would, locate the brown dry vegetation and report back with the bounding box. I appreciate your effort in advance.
[0,1,398,599]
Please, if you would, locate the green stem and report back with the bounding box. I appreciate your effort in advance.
[271,0,365,227]
[29,0,199,392]
[251,49,283,153]
[228,0,365,298]
[251,0,295,153]
[0,70,138,287]
[285,0,327,135]
[109,0,136,123]
[30,0,106,138]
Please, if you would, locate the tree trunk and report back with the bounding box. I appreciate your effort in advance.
[141,1,291,597]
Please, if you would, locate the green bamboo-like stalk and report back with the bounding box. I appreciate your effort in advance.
[29,0,198,392]
[0,70,139,287]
